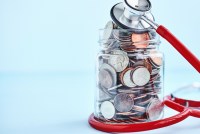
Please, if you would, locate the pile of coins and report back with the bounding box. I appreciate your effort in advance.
[96,21,164,124]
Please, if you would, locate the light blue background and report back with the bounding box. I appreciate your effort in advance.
[0,0,199,134]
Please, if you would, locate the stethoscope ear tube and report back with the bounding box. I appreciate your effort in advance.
[156,25,200,73]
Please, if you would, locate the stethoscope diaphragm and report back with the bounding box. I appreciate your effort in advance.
[110,2,154,33]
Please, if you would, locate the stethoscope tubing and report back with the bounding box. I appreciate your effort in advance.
[88,95,200,133]
[156,25,200,73]
[142,16,200,73]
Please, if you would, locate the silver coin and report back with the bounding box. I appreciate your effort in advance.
[99,69,113,89]
[98,88,112,102]
[134,94,147,100]
[107,84,121,90]
[108,50,129,72]
[117,89,140,94]
[103,21,114,41]
[138,97,153,106]
[146,98,164,121]
[114,93,135,112]
[132,60,152,73]
[129,87,145,90]
[122,69,137,88]
[100,101,116,119]
[149,73,160,82]
[132,67,150,86]
[102,40,120,52]
[113,30,132,42]
[99,63,117,88]
[132,105,146,112]
[151,68,160,75]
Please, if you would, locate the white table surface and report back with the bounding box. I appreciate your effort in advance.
[0,71,200,134]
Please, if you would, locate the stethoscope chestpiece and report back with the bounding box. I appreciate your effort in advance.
[124,0,151,13]
[110,0,155,33]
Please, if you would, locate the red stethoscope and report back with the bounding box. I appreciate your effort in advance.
[89,0,200,132]
[89,83,200,132]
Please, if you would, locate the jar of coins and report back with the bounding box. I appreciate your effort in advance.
[94,21,164,124]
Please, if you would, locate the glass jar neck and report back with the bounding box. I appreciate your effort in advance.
[99,29,161,53]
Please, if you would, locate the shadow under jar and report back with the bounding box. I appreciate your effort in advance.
[95,28,164,124]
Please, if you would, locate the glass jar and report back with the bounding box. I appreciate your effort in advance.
[94,28,164,124]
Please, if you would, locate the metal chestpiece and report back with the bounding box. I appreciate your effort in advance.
[110,0,155,33]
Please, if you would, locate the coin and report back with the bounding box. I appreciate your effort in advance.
[99,63,117,88]
[98,88,112,102]
[117,88,141,94]
[102,41,120,52]
[114,93,135,112]
[99,69,113,89]
[131,67,151,86]
[108,84,123,91]
[138,97,153,106]
[134,94,148,100]
[132,59,152,73]
[103,21,115,41]
[100,101,116,119]
[108,50,129,72]
[120,42,136,52]
[116,111,139,116]
[131,32,150,48]
[149,73,160,82]
[129,116,147,122]
[146,98,164,121]
[149,50,163,67]
[132,105,146,113]
[120,68,137,88]
[151,68,160,75]
[113,29,132,42]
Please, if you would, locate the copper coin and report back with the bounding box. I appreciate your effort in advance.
[131,32,150,48]
[120,42,136,52]
[149,50,163,67]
